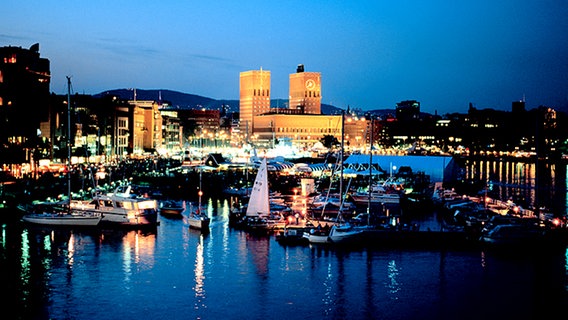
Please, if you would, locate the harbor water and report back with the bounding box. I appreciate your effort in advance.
[2,197,567,320]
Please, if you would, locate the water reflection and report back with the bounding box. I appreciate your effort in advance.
[3,194,567,319]
[193,234,206,312]
[322,261,334,317]
[364,250,377,319]
[464,158,567,213]
[246,233,270,277]
[386,259,400,298]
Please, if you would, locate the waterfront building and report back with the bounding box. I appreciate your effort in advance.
[253,112,369,150]
[159,109,183,155]
[288,64,321,114]
[129,99,163,155]
[244,64,370,149]
[0,43,51,160]
[239,68,271,140]
[178,109,222,151]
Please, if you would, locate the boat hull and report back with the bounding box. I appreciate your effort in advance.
[160,208,184,216]
[351,193,401,205]
[72,196,159,227]
[188,214,210,230]
[480,224,547,246]
[22,213,101,226]
[275,228,308,245]
[159,200,185,216]
[328,224,364,243]
[303,229,331,243]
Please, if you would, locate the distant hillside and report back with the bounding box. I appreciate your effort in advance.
[95,88,354,115]
[94,89,221,109]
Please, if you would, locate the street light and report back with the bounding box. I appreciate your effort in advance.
[390,163,397,178]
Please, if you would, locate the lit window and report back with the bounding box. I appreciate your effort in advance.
[4,54,17,63]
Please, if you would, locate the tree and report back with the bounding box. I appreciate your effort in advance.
[320,134,339,149]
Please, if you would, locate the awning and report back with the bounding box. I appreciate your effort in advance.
[267,161,295,171]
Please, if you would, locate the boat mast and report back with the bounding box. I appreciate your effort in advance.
[337,110,345,222]
[340,110,344,203]
[66,76,72,210]
[198,166,203,213]
[367,116,373,215]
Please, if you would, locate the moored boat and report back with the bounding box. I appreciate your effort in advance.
[21,77,103,229]
[350,191,401,205]
[188,168,211,231]
[303,224,333,244]
[479,218,548,246]
[275,226,308,245]
[160,200,185,216]
[240,157,289,232]
[70,184,159,227]
[21,210,102,226]
[328,223,364,243]
[188,210,210,230]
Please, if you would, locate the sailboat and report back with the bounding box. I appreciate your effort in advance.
[188,166,210,230]
[22,76,102,227]
[241,157,286,232]
[304,111,363,244]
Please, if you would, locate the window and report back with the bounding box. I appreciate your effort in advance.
[4,54,16,63]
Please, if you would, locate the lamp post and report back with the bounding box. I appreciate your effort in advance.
[389,163,397,179]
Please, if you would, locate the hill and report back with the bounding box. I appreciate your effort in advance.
[94,88,361,115]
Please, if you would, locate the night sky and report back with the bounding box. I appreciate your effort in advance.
[2,0,567,114]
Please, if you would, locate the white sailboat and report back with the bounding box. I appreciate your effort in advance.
[188,167,210,230]
[246,158,271,217]
[327,223,364,243]
[242,157,286,231]
[22,76,102,227]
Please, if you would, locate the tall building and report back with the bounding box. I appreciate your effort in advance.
[395,100,420,121]
[130,100,162,154]
[0,43,51,143]
[289,64,321,114]
[239,68,271,140]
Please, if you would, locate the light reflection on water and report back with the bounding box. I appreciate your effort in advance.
[386,259,400,298]
[464,158,567,212]
[1,194,567,319]
[193,234,206,311]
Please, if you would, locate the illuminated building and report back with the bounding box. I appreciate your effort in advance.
[239,68,271,140]
[130,100,163,154]
[177,109,222,149]
[160,109,182,154]
[254,113,369,150]
[288,64,321,114]
[244,64,368,149]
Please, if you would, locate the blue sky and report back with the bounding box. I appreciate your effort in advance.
[2,1,567,114]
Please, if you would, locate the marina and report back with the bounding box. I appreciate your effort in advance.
[2,198,567,320]
[2,3,567,318]
[2,155,568,319]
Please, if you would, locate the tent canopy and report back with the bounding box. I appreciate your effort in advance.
[343,154,454,182]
